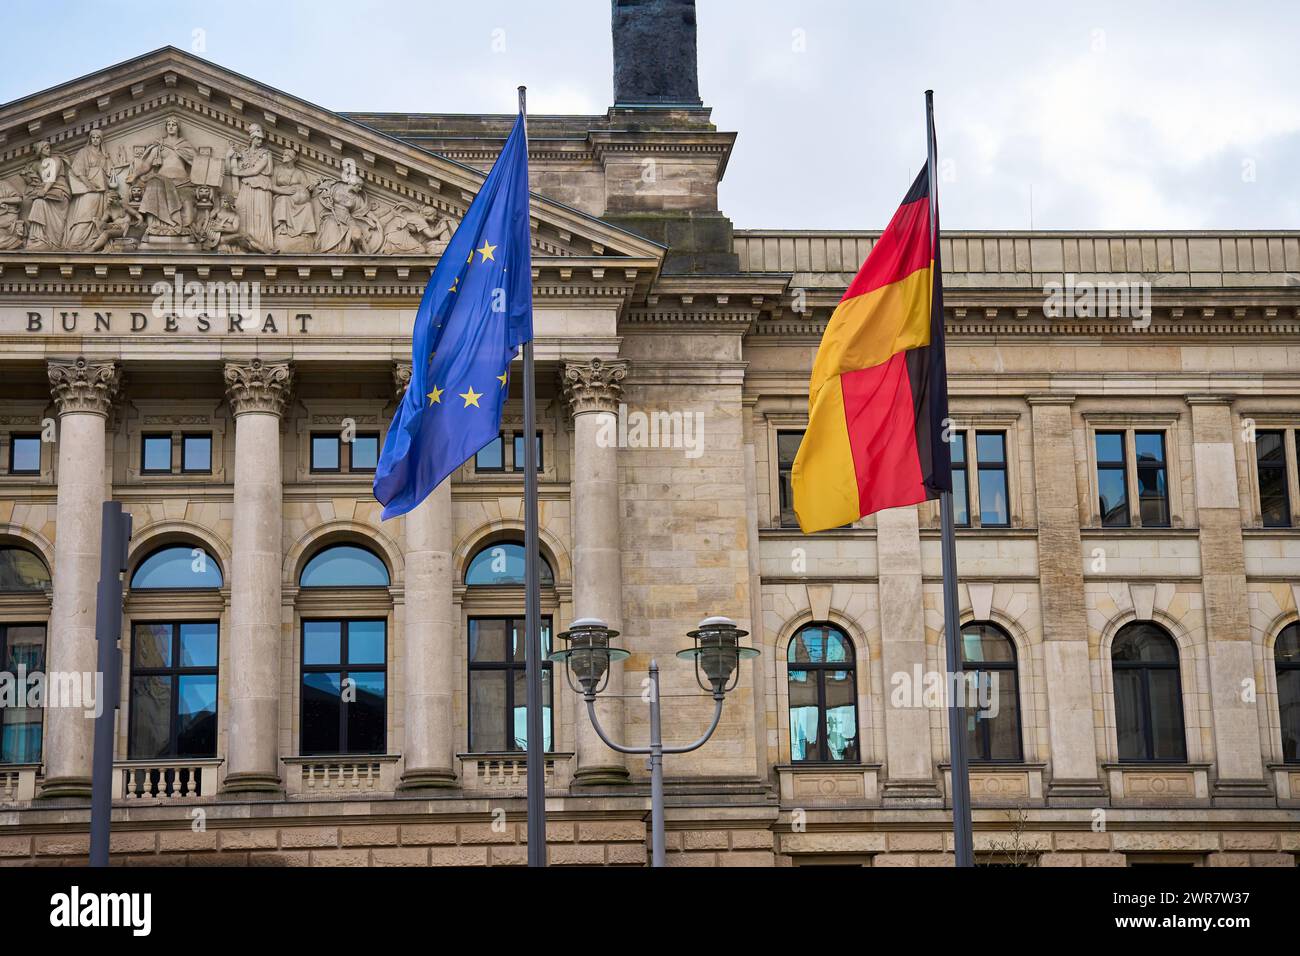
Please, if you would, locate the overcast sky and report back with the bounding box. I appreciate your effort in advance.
[4,1,1297,231]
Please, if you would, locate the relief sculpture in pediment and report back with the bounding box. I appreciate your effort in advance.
[1,115,455,256]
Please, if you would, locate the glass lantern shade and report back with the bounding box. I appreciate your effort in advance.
[678,616,759,693]
[551,618,629,695]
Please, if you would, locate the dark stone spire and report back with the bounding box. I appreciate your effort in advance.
[611,0,703,107]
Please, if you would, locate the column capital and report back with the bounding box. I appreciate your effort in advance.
[47,357,123,417]
[224,358,294,416]
[562,357,627,417]
[393,361,413,402]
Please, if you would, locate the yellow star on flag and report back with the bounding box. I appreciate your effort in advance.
[459,386,482,408]
[476,241,497,262]
[426,384,443,405]
[497,371,508,387]
[449,277,458,293]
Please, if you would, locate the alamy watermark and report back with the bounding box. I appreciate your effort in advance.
[1043,273,1151,328]
[593,404,705,460]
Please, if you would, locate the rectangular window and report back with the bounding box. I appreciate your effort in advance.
[777,431,804,528]
[475,433,505,472]
[8,434,41,475]
[310,434,341,472]
[181,433,212,474]
[128,621,218,759]
[349,433,380,472]
[300,619,387,755]
[141,434,173,474]
[951,432,970,527]
[1257,430,1290,528]
[0,624,46,763]
[1134,431,1170,527]
[975,431,1009,527]
[511,432,543,473]
[1095,431,1129,527]
[467,616,553,753]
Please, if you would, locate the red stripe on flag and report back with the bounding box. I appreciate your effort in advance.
[841,197,932,302]
[840,353,928,516]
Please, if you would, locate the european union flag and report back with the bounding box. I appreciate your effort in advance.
[374,113,533,519]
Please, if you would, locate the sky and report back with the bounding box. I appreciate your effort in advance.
[2,0,1297,231]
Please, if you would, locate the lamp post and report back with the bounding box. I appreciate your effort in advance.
[551,616,759,868]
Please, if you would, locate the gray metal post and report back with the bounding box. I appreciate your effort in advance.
[90,501,131,868]
[648,662,665,867]
[518,82,547,869]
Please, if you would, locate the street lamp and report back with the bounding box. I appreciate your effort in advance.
[551,616,759,867]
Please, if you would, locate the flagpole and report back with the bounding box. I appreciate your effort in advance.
[927,89,974,868]
[518,84,547,868]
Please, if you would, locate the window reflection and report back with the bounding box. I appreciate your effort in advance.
[787,624,859,763]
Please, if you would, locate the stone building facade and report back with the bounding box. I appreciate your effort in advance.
[0,10,1297,867]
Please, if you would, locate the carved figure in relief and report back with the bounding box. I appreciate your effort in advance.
[130,117,197,235]
[0,179,24,250]
[85,190,140,252]
[199,193,270,254]
[225,123,277,253]
[64,129,113,250]
[314,171,383,254]
[270,147,318,253]
[23,140,71,250]
[380,201,451,254]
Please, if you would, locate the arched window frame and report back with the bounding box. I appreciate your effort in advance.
[0,545,52,593]
[130,545,224,590]
[1111,621,1188,763]
[298,544,391,589]
[960,621,1023,763]
[464,540,555,588]
[1274,622,1300,765]
[786,622,860,764]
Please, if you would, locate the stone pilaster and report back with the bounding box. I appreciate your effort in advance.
[1187,395,1265,791]
[877,505,940,801]
[563,358,630,783]
[40,358,122,798]
[222,359,292,793]
[1027,394,1103,797]
[393,363,457,789]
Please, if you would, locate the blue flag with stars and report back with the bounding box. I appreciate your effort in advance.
[374,112,533,519]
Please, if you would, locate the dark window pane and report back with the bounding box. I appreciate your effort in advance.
[1148,669,1187,761]
[2,625,45,673]
[1114,669,1146,761]
[468,618,508,663]
[777,431,804,527]
[349,434,379,471]
[176,675,217,757]
[133,623,172,668]
[475,434,504,471]
[311,435,340,471]
[344,672,386,754]
[1257,431,1290,528]
[1135,431,1169,527]
[142,435,172,472]
[301,672,342,754]
[347,620,386,665]
[303,620,342,665]
[1134,431,1165,463]
[975,432,1005,464]
[300,545,389,587]
[179,622,218,667]
[181,434,211,472]
[469,670,507,752]
[1278,668,1300,763]
[511,669,553,751]
[10,435,41,473]
[788,669,818,762]
[0,548,50,592]
[1,625,45,762]
[961,624,1015,664]
[129,675,172,758]
[951,432,966,465]
[1113,624,1178,662]
[464,542,554,587]
[1277,624,1300,664]
[131,546,222,589]
[1098,467,1129,526]
[512,432,542,473]
[978,467,1009,525]
[986,673,1022,760]
[1095,431,1125,464]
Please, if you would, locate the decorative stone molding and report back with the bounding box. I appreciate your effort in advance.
[562,357,627,417]
[47,357,122,417]
[223,358,293,416]
[392,361,412,401]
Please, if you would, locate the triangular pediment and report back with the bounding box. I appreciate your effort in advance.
[0,47,663,262]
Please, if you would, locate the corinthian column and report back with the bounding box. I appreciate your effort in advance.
[41,358,122,798]
[394,363,457,788]
[222,359,292,792]
[563,358,630,784]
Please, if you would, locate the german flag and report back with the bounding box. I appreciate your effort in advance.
[792,163,950,532]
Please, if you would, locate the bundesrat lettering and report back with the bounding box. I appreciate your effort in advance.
[26,311,314,334]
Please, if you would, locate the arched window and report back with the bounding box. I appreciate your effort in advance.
[300,545,390,588]
[787,624,858,763]
[1112,622,1187,762]
[1276,623,1300,764]
[131,545,223,589]
[960,622,1022,762]
[465,541,554,587]
[0,546,50,592]
[296,544,390,755]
